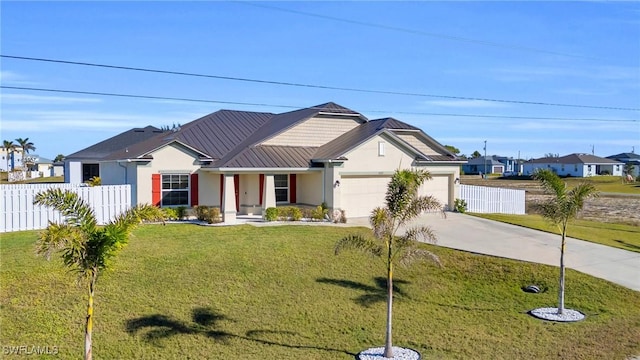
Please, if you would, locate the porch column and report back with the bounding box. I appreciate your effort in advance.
[262,174,276,215]
[448,174,457,211]
[222,174,237,224]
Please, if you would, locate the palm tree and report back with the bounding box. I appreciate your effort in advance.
[335,169,443,358]
[533,169,598,315]
[34,189,164,360]
[15,137,36,170]
[2,140,16,171]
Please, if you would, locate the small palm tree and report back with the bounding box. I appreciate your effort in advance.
[533,169,598,315]
[335,169,443,358]
[15,137,36,170]
[34,189,164,360]
[2,140,16,171]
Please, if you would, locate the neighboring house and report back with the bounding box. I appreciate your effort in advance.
[51,161,65,177]
[0,146,25,171]
[606,152,640,177]
[523,153,624,177]
[462,155,512,175]
[64,102,465,221]
[24,155,61,177]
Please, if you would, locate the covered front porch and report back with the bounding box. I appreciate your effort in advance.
[198,169,326,224]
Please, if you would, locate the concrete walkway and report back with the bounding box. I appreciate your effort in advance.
[348,212,640,292]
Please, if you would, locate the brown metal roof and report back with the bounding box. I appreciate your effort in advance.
[215,146,318,168]
[65,126,164,160]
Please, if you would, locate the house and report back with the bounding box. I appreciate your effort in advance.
[522,153,624,177]
[64,102,465,222]
[606,152,640,177]
[0,146,24,172]
[461,155,519,175]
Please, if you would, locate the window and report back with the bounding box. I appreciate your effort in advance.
[82,164,99,182]
[162,174,189,206]
[378,142,385,156]
[274,174,288,203]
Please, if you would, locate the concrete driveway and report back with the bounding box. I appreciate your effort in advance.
[349,212,640,291]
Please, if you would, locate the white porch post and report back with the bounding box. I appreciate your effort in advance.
[222,174,237,224]
[262,174,276,216]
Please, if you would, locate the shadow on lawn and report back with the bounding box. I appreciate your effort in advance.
[316,276,411,307]
[614,239,640,251]
[126,307,356,356]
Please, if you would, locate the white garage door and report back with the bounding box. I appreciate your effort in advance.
[340,176,391,218]
[419,175,450,210]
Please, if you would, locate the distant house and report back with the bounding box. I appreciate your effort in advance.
[462,155,518,175]
[64,102,464,221]
[606,153,640,177]
[0,146,26,172]
[523,153,624,177]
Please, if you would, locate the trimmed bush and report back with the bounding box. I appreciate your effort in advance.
[162,207,179,221]
[454,198,467,213]
[264,207,278,221]
[176,206,187,220]
[312,205,328,221]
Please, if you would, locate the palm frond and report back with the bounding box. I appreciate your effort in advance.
[35,221,84,261]
[33,189,97,233]
[335,234,384,257]
[396,247,441,268]
[369,207,392,240]
[533,169,566,198]
[402,225,438,245]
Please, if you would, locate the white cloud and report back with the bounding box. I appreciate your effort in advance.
[0,93,102,105]
[0,70,39,86]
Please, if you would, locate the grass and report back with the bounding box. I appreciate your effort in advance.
[0,174,64,184]
[1,224,639,359]
[471,213,640,253]
[467,175,640,194]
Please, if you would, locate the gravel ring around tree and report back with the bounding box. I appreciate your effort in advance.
[529,307,585,322]
[356,346,421,360]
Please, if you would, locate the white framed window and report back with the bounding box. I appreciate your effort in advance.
[162,174,189,206]
[274,174,289,203]
[378,142,385,156]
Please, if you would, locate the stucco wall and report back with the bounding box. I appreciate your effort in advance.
[296,172,323,205]
[135,144,201,205]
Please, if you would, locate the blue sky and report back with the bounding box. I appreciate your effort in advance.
[1,1,639,161]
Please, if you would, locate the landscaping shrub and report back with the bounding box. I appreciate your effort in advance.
[194,205,209,221]
[162,207,179,220]
[275,206,303,221]
[454,198,467,213]
[332,209,347,223]
[301,207,314,220]
[311,205,328,221]
[176,206,187,220]
[264,207,278,221]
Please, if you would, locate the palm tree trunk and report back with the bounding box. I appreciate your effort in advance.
[557,227,566,315]
[384,255,393,358]
[85,273,96,360]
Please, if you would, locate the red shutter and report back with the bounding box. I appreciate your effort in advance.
[259,174,264,205]
[290,174,297,204]
[234,174,240,212]
[152,174,161,207]
[219,174,224,208]
[190,173,199,206]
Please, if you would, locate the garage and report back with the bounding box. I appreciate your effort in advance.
[340,173,452,218]
[340,175,391,218]
[419,174,451,210]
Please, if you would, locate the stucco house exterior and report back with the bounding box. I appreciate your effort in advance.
[606,152,640,177]
[462,155,519,175]
[523,153,624,177]
[64,102,465,222]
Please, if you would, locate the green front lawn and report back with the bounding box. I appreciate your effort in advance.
[471,213,640,253]
[2,225,639,359]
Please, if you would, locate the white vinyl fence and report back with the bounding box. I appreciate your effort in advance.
[0,184,131,233]
[459,184,525,215]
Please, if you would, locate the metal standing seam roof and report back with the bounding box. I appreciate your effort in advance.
[65,102,460,168]
[65,126,164,160]
[206,102,367,168]
[526,153,624,164]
